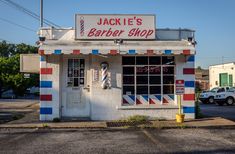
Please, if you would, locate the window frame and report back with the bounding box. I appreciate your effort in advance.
[122,56,175,106]
[67,58,85,88]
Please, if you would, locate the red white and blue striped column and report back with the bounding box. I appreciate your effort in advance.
[182,55,195,118]
[39,53,53,120]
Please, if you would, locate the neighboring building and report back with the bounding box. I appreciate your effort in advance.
[34,14,196,121]
[195,68,209,91]
[209,62,235,89]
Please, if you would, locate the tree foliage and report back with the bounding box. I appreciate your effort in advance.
[0,41,39,98]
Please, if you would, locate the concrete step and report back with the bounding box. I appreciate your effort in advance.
[61,117,91,121]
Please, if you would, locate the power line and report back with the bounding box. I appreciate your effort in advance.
[0,17,36,32]
[0,0,60,28]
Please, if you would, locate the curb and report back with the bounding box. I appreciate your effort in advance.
[1,124,235,130]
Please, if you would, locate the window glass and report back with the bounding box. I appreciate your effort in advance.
[123,86,135,95]
[80,78,84,85]
[137,76,148,84]
[74,78,79,87]
[136,56,148,65]
[162,56,175,65]
[137,86,148,94]
[149,76,161,84]
[122,57,135,65]
[123,67,134,75]
[149,66,161,74]
[163,76,174,84]
[150,86,161,94]
[136,66,148,75]
[80,59,85,68]
[123,76,135,84]
[122,56,175,105]
[163,66,174,74]
[163,85,174,94]
[149,56,161,65]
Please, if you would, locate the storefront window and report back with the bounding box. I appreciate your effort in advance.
[67,59,85,87]
[122,56,175,106]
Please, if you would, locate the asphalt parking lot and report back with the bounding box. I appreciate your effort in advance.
[200,103,235,121]
[0,128,234,154]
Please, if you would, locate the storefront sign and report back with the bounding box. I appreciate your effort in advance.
[176,80,185,95]
[75,14,156,39]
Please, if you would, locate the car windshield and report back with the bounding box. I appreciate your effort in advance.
[210,88,219,92]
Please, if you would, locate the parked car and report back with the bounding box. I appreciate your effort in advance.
[1,90,16,99]
[199,87,230,104]
[214,87,235,106]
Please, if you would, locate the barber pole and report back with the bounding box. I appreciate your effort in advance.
[80,16,84,36]
[101,62,108,89]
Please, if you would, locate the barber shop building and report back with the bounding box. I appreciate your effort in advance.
[37,14,196,121]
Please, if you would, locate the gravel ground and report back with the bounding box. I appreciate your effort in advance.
[0,128,234,154]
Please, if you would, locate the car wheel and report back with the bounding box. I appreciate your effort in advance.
[226,97,234,105]
[208,97,214,103]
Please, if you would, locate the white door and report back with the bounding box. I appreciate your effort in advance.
[61,57,90,118]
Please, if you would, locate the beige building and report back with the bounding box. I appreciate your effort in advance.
[209,62,235,89]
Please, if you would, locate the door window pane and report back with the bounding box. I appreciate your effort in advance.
[80,59,85,68]
[74,78,79,87]
[67,59,85,87]
[80,78,84,85]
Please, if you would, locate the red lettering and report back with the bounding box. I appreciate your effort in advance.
[128,18,133,25]
[140,30,147,37]
[103,18,109,25]
[95,30,102,37]
[88,28,96,37]
[146,30,154,38]
[136,18,142,25]
[110,18,115,25]
[106,28,112,37]
[128,28,154,38]
[116,18,121,25]
[100,30,107,36]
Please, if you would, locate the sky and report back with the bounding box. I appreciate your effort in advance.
[0,0,235,68]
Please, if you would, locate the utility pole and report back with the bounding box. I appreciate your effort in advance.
[40,0,43,27]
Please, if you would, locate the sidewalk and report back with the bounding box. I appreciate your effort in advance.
[0,117,234,129]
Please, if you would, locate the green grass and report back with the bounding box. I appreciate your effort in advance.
[126,115,149,123]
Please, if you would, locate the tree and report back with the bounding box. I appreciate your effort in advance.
[0,41,39,98]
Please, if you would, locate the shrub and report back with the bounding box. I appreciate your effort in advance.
[53,117,61,122]
[126,115,148,123]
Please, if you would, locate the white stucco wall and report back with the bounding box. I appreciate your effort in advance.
[40,54,195,121]
[209,63,235,89]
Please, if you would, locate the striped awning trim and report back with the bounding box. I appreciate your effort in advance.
[38,49,195,55]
